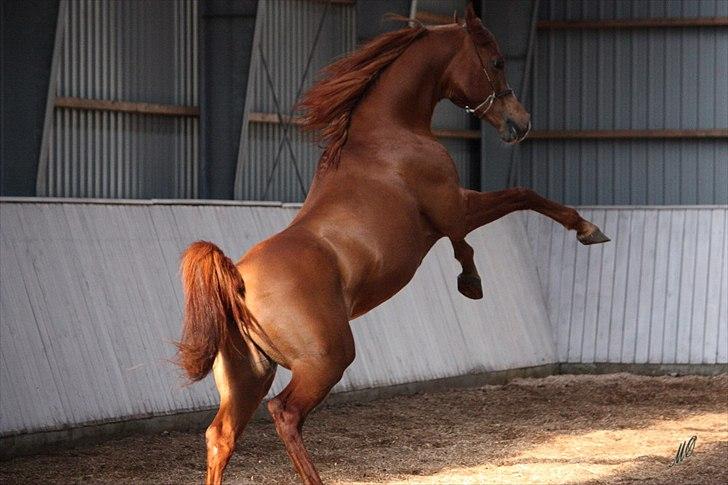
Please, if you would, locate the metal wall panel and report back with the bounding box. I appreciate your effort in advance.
[525,206,728,365]
[479,0,539,192]
[37,0,199,199]
[0,200,554,437]
[510,0,728,204]
[200,0,258,199]
[234,0,356,202]
[0,0,60,196]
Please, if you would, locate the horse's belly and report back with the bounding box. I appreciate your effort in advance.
[346,235,436,319]
[349,267,416,318]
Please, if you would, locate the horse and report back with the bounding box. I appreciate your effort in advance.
[177,5,609,484]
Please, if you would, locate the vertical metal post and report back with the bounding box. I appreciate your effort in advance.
[197,0,208,198]
[36,0,68,196]
[507,0,540,188]
[233,0,265,200]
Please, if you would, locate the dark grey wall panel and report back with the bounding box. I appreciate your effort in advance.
[480,0,538,192]
[0,0,60,196]
[356,0,409,44]
[519,139,728,205]
[485,0,728,205]
[201,0,257,199]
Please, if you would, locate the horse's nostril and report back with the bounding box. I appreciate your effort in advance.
[506,119,530,140]
[506,119,519,138]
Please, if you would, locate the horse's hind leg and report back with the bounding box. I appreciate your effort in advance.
[450,238,483,299]
[205,338,276,485]
[266,319,355,485]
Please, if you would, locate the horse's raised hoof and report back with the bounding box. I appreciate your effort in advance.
[577,226,611,245]
[458,273,483,300]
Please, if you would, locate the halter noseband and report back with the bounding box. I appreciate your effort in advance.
[464,33,514,116]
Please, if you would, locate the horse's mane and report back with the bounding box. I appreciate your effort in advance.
[297,23,428,170]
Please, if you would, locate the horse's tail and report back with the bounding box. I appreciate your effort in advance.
[176,241,248,381]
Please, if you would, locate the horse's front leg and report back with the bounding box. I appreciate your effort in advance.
[450,238,483,299]
[462,187,610,244]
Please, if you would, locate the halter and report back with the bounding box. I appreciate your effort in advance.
[464,34,514,116]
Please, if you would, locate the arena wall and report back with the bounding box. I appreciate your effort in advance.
[3,200,725,446]
[0,199,555,439]
[526,206,728,366]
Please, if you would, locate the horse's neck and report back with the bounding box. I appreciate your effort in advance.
[349,35,452,138]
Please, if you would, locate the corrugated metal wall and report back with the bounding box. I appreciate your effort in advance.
[0,200,554,437]
[234,0,356,202]
[37,0,199,199]
[513,0,728,204]
[0,0,60,197]
[479,0,539,193]
[526,206,728,365]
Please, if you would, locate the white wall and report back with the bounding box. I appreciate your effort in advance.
[526,206,728,365]
[0,200,555,437]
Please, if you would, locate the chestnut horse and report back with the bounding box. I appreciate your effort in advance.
[177,5,608,484]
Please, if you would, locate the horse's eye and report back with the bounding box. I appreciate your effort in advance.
[493,58,505,70]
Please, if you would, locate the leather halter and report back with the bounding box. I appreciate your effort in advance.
[464,33,514,116]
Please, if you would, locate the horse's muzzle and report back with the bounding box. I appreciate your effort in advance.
[502,118,531,144]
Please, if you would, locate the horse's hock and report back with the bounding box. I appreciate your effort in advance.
[1,199,726,456]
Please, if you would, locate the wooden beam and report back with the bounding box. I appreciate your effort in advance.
[308,0,356,5]
[247,112,304,125]
[432,129,480,140]
[537,17,728,30]
[415,11,452,26]
[527,129,728,140]
[248,112,480,140]
[54,97,199,117]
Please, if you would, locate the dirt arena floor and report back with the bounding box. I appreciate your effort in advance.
[1,373,726,484]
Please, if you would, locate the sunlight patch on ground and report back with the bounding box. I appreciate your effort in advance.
[376,412,727,485]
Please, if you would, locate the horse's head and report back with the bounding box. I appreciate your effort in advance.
[443,4,531,143]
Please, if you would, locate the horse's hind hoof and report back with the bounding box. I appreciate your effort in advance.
[458,273,483,300]
[577,226,611,245]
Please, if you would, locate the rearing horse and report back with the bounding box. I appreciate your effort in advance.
[177,5,608,484]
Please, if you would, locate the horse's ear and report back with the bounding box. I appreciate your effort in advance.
[465,2,483,32]
[453,10,460,25]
